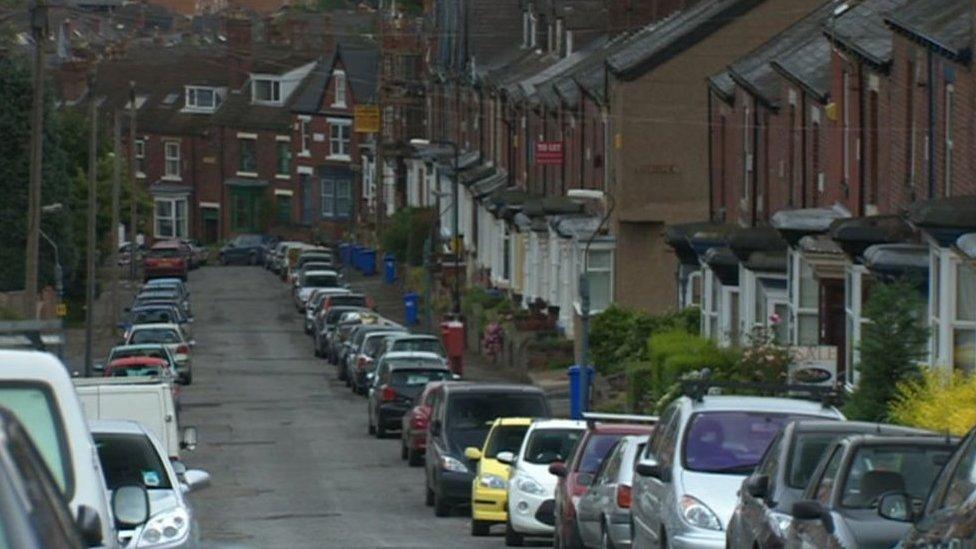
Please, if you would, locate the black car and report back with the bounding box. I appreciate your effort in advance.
[219,234,269,265]
[892,426,976,547]
[346,326,408,394]
[367,353,453,438]
[727,421,929,549]
[787,434,956,549]
[424,382,550,517]
[313,306,369,360]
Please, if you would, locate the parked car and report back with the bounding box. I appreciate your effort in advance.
[268,240,299,272]
[0,406,86,548]
[333,313,388,374]
[119,304,188,333]
[424,383,551,517]
[466,417,534,537]
[553,418,656,549]
[313,293,369,335]
[576,435,648,549]
[631,390,844,549]
[377,333,447,361]
[314,306,369,360]
[347,328,410,394]
[91,420,210,548]
[787,434,956,549]
[142,278,189,301]
[896,426,976,547]
[143,241,188,282]
[294,270,342,311]
[501,418,587,545]
[122,323,194,384]
[304,288,351,334]
[727,420,929,549]
[366,352,454,438]
[219,234,268,265]
[0,350,144,547]
[402,381,444,466]
[105,344,179,376]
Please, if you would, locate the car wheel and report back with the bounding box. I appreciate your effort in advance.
[400,440,408,460]
[424,483,434,506]
[408,448,424,467]
[471,519,490,537]
[504,517,524,546]
[433,488,451,517]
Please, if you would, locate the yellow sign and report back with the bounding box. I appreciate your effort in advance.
[354,105,380,133]
[56,303,67,317]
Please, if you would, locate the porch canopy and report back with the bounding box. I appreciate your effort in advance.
[150,182,193,195]
[471,171,507,200]
[550,214,604,241]
[703,246,740,286]
[957,233,976,261]
[771,204,850,246]
[664,222,735,266]
[727,226,788,273]
[908,195,976,246]
[829,215,914,260]
[798,234,846,279]
[485,187,532,220]
[861,243,929,283]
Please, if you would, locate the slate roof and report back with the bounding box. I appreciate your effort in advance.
[707,70,735,103]
[823,0,909,68]
[607,0,766,80]
[886,0,972,61]
[518,36,608,107]
[291,43,379,113]
[726,1,834,108]
[770,34,831,102]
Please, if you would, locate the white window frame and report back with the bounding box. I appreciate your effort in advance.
[298,116,311,157]
[184,86,218,112]
[321,178,352,219]
[702,267,719,340]
[682,269,703,310]
[332,70,347,108]
[252,78,282,105]
[844,264,870,388]
[275,136,291,178]
[931,246,976,373]
[163,140,180,180]
[327,118,352,161]
[951,259,976,374]
[740,265,788,345]
[576,244,614,314]
[134,138,146,178]
[789,249,820,346]
[153,196,187,239]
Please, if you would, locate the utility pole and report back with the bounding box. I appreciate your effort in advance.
[23,0,47,318]
[84,69,98,377]
[109,111,122,324]
[128,81,138,280]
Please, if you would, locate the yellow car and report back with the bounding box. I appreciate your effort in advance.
[465,417,532,537]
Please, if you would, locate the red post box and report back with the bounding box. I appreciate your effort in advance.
[441,320,465,376]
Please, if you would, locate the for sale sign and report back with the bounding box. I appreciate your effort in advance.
[535,141,564,165]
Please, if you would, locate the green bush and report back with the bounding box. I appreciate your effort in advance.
[380,207,435,266]
[589,305,699,376]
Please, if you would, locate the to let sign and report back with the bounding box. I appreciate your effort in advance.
[354,105,381,133]
[535,141,564,165]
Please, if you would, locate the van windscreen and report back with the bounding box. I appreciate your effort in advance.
[0,386,70,493]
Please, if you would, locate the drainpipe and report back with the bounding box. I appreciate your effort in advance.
[926,49,936,199]
[751,102,760,226]
[856,65,866,216]
[800,94,807,208]
[707,91,714,220]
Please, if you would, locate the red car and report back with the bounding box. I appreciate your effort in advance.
[551,421,655,549]
[104,356,180,403]
[400,381,444,466]
[143,240,189,282]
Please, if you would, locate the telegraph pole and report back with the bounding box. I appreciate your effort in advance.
[110,111,122,324]
[128,81,138,280]
[84,69,98,377]
[24,0,47,318]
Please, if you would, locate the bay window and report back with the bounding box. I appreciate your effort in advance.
[952,262,975,373]
[844,265,871,387]
[582,247,613,313]
[154,197,187,239]
[321,178,352,219]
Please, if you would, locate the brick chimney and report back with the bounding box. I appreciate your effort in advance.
[57,59,91,103]
[224,15,253,89]
[321,14,335,56]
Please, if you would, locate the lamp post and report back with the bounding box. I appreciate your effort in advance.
[40,203,64,314]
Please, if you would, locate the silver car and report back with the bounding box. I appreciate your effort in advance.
[90,419,211,548]
[576,435,646,548]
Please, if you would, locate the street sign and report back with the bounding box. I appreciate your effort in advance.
[535,141,564,165]
[354,105,380,133]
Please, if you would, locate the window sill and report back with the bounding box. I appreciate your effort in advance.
[160,175,182,182]
[327,155,352,162]
[298,151,311,158]
[331,103,347,109]
[136,172,146,179]
[275,174,291,180]
[236,171,259,178]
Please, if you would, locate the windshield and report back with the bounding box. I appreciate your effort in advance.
[110,347,171,364]
[130,329,181,344]
[0,386,69,492]
[109,366,165,378]
[304,274,338,288]
[577,434,623,474]
[841,445,952,509]
[390,368,450,386]
[524,428,583,465]
[683,412,818,474]
[364,335,392,357]
[446,394,548,452]
[330,296,366,308]
[788,433,842,489]
[484,425,529,459]
[130,310,175,324]
[392,339,444,355]
[94,433,172,491]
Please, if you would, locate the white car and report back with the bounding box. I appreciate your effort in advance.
[90,419,210,548]
[631,391,844,549]
[304,287,351,334]
[501,419,586,545]
[293,270,341,310]
[123,323,195,385]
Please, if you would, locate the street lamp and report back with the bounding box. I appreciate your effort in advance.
[410,138,461,317]
[40,203,64,308]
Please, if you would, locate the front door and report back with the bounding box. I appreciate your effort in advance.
[230,187,263,233]
[201,208,219,244]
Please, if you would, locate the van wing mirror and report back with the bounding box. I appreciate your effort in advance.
[180,427,198,451]
[877,493,915,523]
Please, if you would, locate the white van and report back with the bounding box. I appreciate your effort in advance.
[0,350,152,547]
[74,377,195,460]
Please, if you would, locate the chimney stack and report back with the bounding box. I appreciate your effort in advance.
[224,15,253,89]
[57,59,92,103]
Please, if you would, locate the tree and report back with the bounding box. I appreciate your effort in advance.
[845,279,930,422]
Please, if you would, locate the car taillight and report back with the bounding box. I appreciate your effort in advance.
[176,345,189,355]
[616,484,632,509]
[381,385,396,402]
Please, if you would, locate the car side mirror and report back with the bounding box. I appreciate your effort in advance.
[464,447,482,461]
[877,493,915,523]
[496,451,515,465]
[181,469,211,494]
[180,427,198,451]
[429,420,441,437]
[75,504,103,546]
[792,500,834,533]
[746,474,769,499]
[112,485,150,528]
[635,456,663,480]
[548,462,567,478]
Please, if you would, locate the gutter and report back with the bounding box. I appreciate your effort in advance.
[926,49,935,199]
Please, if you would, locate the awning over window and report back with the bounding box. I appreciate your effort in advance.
[727,226,788,262]
[224,177,268,188]
[743,250,787,273]
[664,222,734,266]
[771,204,850,246]
[799,234,846,279]
[829,215,914,260]
[522,196,584,218]
[704,246,739,286]
[471,171,507,200]
[908,195,976,246]
[862,243,929,283]
[486,188,531,219]
[460,163,496,186]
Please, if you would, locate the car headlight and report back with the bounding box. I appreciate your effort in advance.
[135,507,190,547]
[769,511,792,537]
[478,474,507,490]
[515,476,546,496]
[680,495,722,531]
[440,455,468,473]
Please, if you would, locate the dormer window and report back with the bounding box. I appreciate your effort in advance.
[253,78,282,105]
[185,86,219,111]
[332,70,347,108]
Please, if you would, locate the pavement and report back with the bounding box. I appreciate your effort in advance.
[181,265,553,548]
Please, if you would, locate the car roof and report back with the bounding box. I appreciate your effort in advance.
[681,394,844,418]
[492,417,535,427]
[112,343,167,350]
[588,423,655,435]
[108,357,168,367]
[390,334,439,342]
[443,382,545,395]
[144,278,182,285]
[388,361,450,371]
[88,419,148,435]
[303,270,339,277]
[384,351,444,361]
[129,323,180,330]
[527,419,586,430]
[789,420,928,436]
[842,434,955,447]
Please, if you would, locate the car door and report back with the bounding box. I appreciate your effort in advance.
[578,441,622,547]
[368,361,387,425]
[425,390,446,489]
[791,445,844,549]
[735,433,784,548]
[634,402,679,547]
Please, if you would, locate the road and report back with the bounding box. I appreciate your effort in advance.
[181,266,513,548]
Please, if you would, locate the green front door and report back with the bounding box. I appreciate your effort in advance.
[230,187,264,233]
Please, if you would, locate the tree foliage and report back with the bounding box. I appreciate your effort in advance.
[889,368,976,436]
[380,207,435,266]
[588,305,699,375]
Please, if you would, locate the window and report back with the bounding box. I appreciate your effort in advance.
[299,117,311,155]
[276,140,291,176]
[945,83,955,195]
[952,263,975,374]
[703,269,720,340]
[185,86,218,111]
[275,194,292,225]
[329,119,351,159]
[845,266,872,387]
[332,70,347,107]
[135,138,146,176]
[154,197,187,238]
[790,251,820,345]
[840,445,952,509]
[238,138,257,174]
[321,179,352,219]
[813,447,843,504]
[163,141,180,179]
[253,78,281,104]
[0,385,70,492]
[585,248,613,312]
